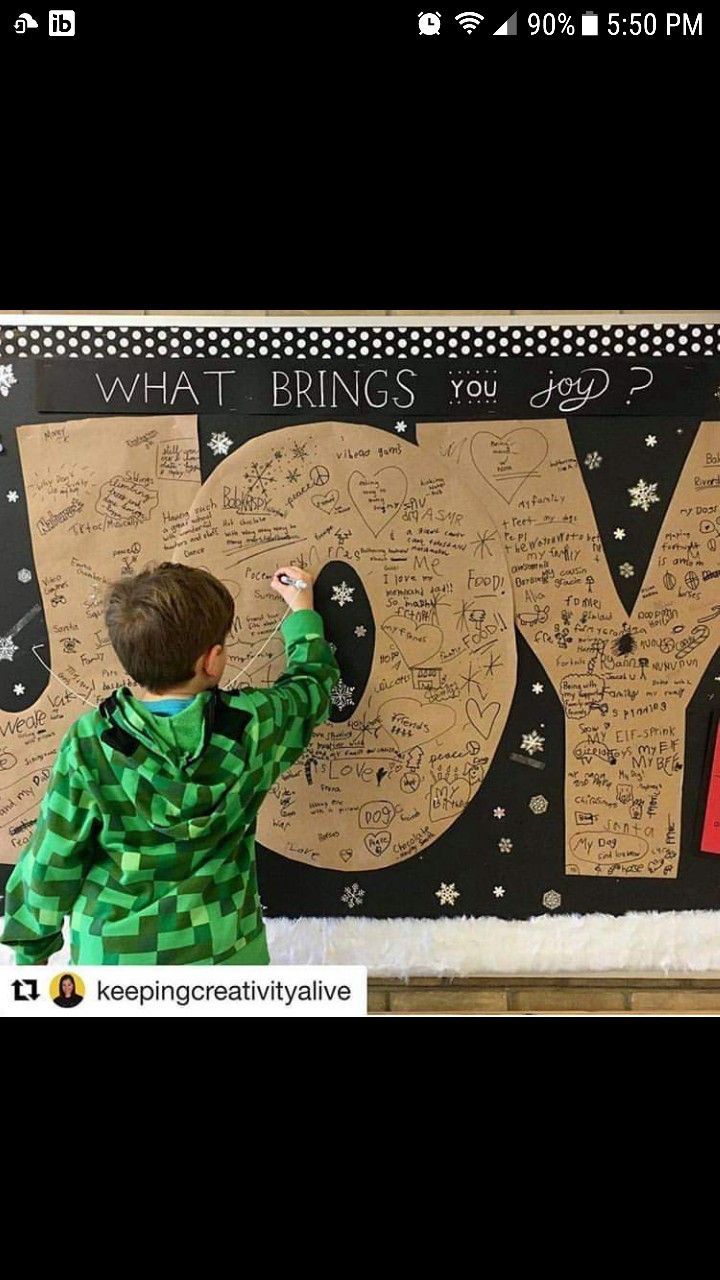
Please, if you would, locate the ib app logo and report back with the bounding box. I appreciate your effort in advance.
[49,9,75,35]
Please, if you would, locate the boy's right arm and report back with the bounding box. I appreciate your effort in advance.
[228,607,341,790]
[0,738,98,965]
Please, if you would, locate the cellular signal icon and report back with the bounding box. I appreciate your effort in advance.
[455,10,484,32]
[493,11,518,34]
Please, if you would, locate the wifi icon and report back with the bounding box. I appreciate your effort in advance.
[455,10,484,31]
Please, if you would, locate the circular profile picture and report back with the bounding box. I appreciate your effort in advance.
[49,972,86,1009]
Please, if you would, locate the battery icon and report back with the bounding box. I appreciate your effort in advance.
[581,11,598,34]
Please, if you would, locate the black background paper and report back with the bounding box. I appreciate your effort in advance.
[2,332,719,922]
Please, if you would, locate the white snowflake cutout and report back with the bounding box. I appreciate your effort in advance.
[341,883,365,909]
[520,729,545,756]
[0,636,18,661]
[331,581,355,608]
[330,679,355,711]
[628,478,659,512]
[207,431,234,457]
[0,364,18,398]
[435,882,460,907]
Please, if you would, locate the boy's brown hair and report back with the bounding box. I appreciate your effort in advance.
[104,562,235,693]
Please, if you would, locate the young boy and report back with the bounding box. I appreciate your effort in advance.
[1,562,340,966]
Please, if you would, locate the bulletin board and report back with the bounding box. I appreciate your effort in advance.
[1,317,720,973]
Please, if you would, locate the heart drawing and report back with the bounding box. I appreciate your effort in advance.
[381,615,443,669]
[364,831,392,858]
[377,697,456,751]
[465,698,501,740]
[311,488,340,513]
[348,467,407,536]
[470,428,549,503]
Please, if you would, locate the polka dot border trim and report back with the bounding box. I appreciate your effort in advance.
[1,323,718,359]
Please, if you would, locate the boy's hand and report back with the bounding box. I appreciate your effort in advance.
[271,566,315,613]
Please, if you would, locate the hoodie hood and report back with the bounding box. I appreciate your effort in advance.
[96,685,239,842]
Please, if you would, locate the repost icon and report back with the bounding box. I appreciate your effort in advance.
[14,12,39,31]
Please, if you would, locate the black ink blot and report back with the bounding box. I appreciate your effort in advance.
[614,628,637,656]
[313,561,375,723]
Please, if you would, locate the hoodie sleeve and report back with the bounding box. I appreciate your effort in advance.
[0,735,99,965]
[230,608,341,790]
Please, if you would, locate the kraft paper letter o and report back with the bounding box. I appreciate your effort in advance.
[173,421,517,871]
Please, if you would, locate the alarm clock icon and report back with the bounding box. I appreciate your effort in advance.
[418,11,441,34]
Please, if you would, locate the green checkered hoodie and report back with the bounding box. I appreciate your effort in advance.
[1,609,340,966]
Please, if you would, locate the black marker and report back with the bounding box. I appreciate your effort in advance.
[277,573,308,590]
